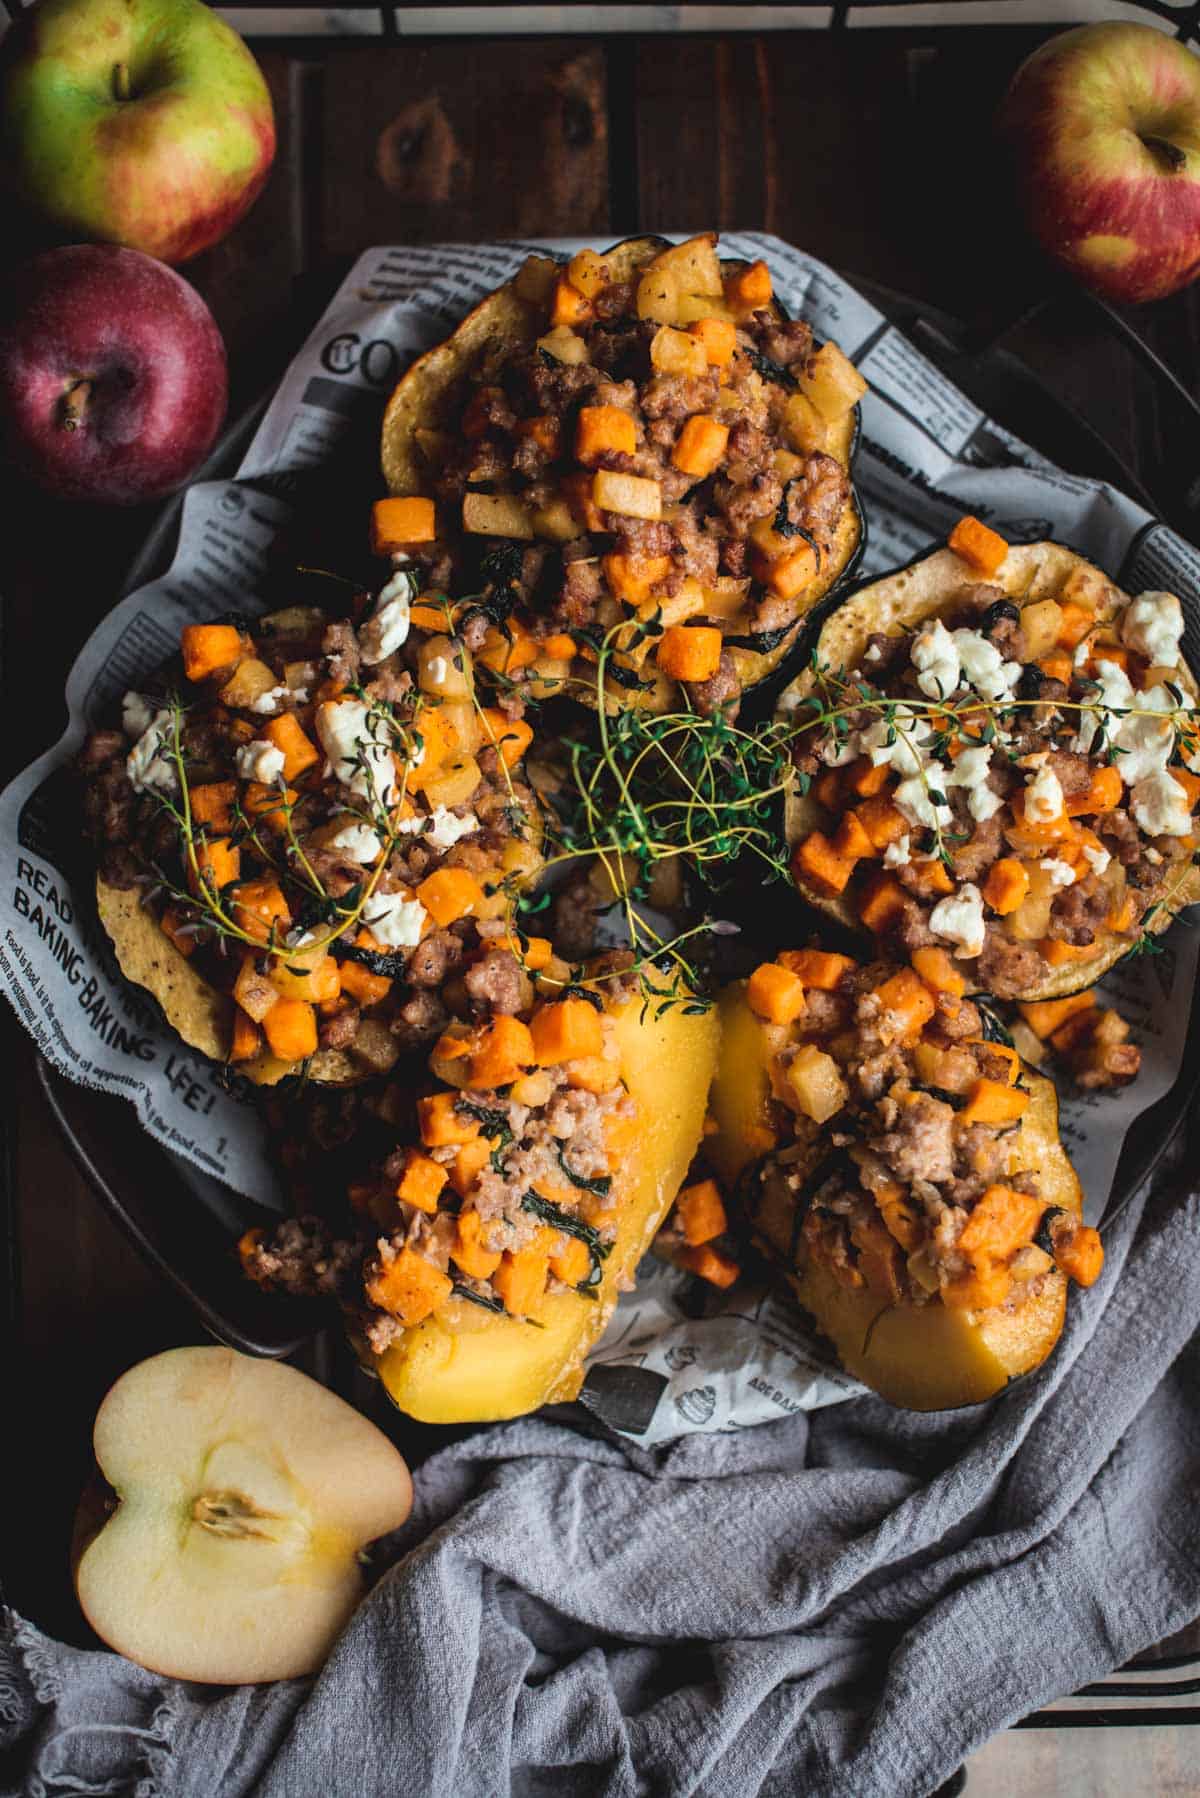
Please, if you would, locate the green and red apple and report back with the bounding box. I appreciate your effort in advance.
[999,22,1200,304]
[74,1347,413,1683]
[0,0,275,265]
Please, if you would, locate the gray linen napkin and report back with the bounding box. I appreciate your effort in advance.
[4,1139,1199,1798]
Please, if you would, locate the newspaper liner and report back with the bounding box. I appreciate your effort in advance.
[2,234,1196,1445]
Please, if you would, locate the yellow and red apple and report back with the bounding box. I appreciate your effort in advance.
[0,0,275,266]
[999,22,1200,304]
[0,245,229,502]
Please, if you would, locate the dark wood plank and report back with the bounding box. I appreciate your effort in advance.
[315,41,610,257]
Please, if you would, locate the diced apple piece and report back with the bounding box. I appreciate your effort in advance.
[74,1347,413,1684]
[636,266,679,325]
[536,327,588,365]
[651,233,724,295]
[462,492,534,538]
[532,497,581,542]
[220,657,279,710]
[512,254,559,307]
[650,325,708,378]
[1019,599,1064,661]
[567,249,608,300]
[593,470,662,520]
[675,293,734,325]
[797,343,868,422]
[785,1044,848,1123]
[782,392,828,454]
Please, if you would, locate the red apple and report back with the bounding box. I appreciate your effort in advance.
[0,0,275,266]
[999,22,1200,305]
[0,245,228,504]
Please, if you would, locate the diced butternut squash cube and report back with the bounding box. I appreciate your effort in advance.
[261,997,317,1063]
[263,713,319,780]
[677,1243,740,1288]
[493,1243,551,1318]
[911,946,966,1000]
[229,1010,261,1064]
[959,1079,1030,1126]
[672,415,729,478]
[418,1092,480,1147]
[1017,989,1097,1041]
[416,867,486,928]
[689,316,737,367]
[747,961,806,1025]
[657,625,722,683]
[243,780,297,835]
[792,830,855,897]
[338,958,392,1008]
[677,1179,728,1247]
[548,1235,591,1287]
[366,1247,453,1326]
[451,1210,502,1281]
[189,781,237,831]
[724,259,772,314]
[468,1014,536,1089]
[947,514,1008,578]
[231,878,291,944]
[551,276,593,327]
[191,836,240,895]
[530,997,604,1065]
[576,405,636,463]
[983,857,1030,916]
[478,708,534,769]
[857,872,908,932]
[752,540,818,602]
[396,1151,449,1214]
[371,496,436,552]
[181,623,243,682]
[775,949,853,989]
[874,968,936,1041]
[449,1136,495,1200]
[603,552,671,606]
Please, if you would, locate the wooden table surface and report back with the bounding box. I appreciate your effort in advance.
[3,16,1199,1755]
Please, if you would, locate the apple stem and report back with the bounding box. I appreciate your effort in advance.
[1143,134,1187,174]
[112,60,131,102]
[60,378,93,433]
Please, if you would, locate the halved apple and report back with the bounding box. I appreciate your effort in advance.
[75,1346,413,1683]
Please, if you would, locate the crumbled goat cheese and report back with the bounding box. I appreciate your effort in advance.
[929,883,986,957]
[328,821,384,863]
[1072,660,1135,757]
[910,619,961,701]
[1040,858,1077,889]
[126,710,178,795]
[1122,591,1184,669]
[893,774,953,832]
[121,691,154,739]
[361,571,414,665]
[1081,842,1112,876]
[1131,769,1192,838]
[251,685,291,715]
[1024,762,1065,824]
[883,834,912,868]
[817,732,857,768]
[944,744,1003,822]
[952,628,1020,703]
[235,740,287,785]
[862,704,934,778]
[362,891,428,948]
[1113,684,1179,785]
[315,699,399,808]
[426,806,479,848]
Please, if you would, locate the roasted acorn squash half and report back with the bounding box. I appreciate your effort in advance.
[707,952,1097,1410]
[362,979,720,1423]
[779,529,1200,1002]
[379,232,864,715]
[87,604,546,1087]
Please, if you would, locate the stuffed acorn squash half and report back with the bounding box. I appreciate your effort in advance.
[780,519,1200,1001]
[707,948,1099,1410]
[243,965,718,1422]
[377,232,865,715]
[80,600,545,1087]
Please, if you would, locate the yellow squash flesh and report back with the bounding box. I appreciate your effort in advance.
[380,235,863,713]
[375,989,720,1422]
[780,541,1200,1001]
[709,980,1082,1410]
